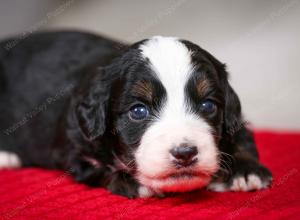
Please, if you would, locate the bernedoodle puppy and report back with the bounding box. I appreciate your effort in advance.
[0,31,272,198]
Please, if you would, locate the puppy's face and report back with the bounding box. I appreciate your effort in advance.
[111,37,227,193]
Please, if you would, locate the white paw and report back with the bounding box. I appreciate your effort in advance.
[0,151,22,169]
[138,185,164,198]
[208,174,271,192]
[230,174,270,191]
[138,185,155,198]
[207,182,228,192]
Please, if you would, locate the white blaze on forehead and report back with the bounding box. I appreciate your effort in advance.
[140,36,194,116]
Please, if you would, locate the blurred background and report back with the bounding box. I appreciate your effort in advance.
[0,0,299,130]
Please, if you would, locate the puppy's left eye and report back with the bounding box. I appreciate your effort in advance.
[199,100,217,115]
[129,104,149,120]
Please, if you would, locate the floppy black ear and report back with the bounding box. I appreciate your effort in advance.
[209,58,242,136]
[75,68,113,141]
[199,49,243,136]
[223,82,242,136]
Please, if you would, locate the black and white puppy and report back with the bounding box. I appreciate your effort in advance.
[0,31,272,198]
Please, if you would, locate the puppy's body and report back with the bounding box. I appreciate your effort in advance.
[0,31,121,167]
[0,31,272,198]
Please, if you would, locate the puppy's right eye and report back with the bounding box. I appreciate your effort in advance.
[129,104,149,120]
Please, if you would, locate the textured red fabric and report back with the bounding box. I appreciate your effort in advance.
[0,131,299,220]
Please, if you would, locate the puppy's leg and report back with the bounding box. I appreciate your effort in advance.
[106,172,140,198]
[208,127,272,192]
[69,156,140,198]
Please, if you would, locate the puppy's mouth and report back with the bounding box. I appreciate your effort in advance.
[158,170,207,179]
[137,170,212,193]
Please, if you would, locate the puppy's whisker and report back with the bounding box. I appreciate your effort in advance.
[217,159,233,176]
[111,151,133,173]
[219,151,234,161]
[219,162,231,175]
[125,159,135,168]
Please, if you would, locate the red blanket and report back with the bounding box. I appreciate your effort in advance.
[1,131,299,220]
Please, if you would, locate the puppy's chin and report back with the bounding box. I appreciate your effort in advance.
[137,171,213,193]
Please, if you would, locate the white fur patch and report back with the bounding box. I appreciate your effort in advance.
[207,182,228,192]
[0,151,22,169]
[138,185,165,198]
[230,174,269,191]
[138,185,155,198]
[136,36,219,193]
[208,174,270,192]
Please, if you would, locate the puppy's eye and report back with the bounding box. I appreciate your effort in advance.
[199,100,217,115]
[129,104,149,120]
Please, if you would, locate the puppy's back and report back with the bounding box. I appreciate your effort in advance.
[0,31,122,167]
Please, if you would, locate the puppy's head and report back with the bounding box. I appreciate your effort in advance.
[76,36,241,194]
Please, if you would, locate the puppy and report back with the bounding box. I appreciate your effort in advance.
[0,31,272,198]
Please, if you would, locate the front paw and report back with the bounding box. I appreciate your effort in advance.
[138,185,165,198]
[107,172,140,198]
[208,159,272,192]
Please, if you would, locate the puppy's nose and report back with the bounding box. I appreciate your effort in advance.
[170,145,198,167]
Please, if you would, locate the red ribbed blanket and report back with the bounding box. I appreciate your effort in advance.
[1,131,299,220]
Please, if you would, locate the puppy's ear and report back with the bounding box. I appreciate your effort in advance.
[223,82,242,136]
[200,50,242,135]
[75,68,115,141]
[210,59,242,135]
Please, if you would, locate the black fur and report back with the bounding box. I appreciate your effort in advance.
[0,31,272,198]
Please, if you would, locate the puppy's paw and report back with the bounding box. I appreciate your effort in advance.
[107,172,140,199]
[208,173,271,192]
[138,185,165,198]
[208,161,272,192]
[229,173,271,191]
[0,151,22,169]
[138,186,155,198]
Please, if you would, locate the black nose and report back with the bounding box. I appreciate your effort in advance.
[170,145,198,167]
